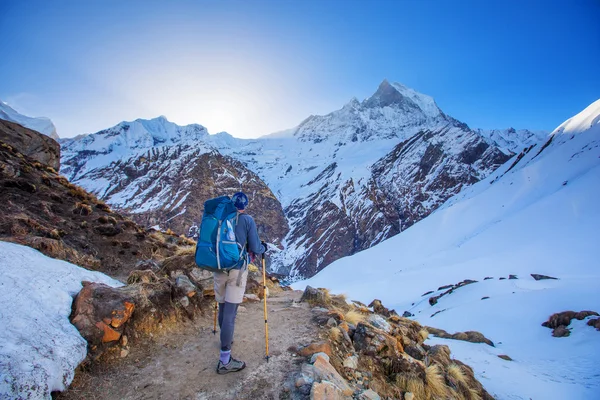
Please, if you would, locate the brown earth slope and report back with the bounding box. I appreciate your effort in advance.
[0,120,181,280]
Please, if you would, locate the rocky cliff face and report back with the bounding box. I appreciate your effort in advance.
[0,118,60,171]
[60,81,547,280]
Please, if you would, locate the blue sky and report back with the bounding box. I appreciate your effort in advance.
[1,0,598,138]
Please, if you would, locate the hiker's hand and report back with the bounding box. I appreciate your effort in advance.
[261,241,268,254]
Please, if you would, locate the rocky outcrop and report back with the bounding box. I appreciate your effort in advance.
[0,118,60,171]
[542,310,600,337]
[295,287,494,400]
[0,131,183,280]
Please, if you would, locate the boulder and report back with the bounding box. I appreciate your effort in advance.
[531,274,558,281]
[310,381,345,400]
[243,294,260,303]
[342,355,359,369]
[552,325,570,337]
[367,314,392,333]
[301,286,330,306]
[312,355,354,396]
[175,275,197,297]
[353,323,403,358]
[311,352,330,364]
[542,310,599,329]
[71,282,135,345]
[368,299,391,317]
[359,389,381,400]
[587,318,600,330]
[189,267,213,283]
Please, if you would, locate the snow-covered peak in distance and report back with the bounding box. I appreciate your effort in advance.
[477,127,548,154]
[290,79,450,144]
[62,115,210,154]
[0,100,59,140]
[363,79,443,119]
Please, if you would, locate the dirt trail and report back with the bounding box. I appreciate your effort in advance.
[58,290,316,400]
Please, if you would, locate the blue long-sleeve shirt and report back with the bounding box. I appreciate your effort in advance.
[235,213,264,255]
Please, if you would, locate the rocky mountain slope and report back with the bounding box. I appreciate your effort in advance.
[0,100,59,140]
[0,118,181,279]
[60,117,288,246]
[0,118,60,171]
[61,80,547,279]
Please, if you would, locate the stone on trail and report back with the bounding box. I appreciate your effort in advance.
[312,355,354,395]
[310,380,345,400]
[359,389,381,400]
[404,393,415,400]
[311,352,330,364]
[243,293,260,302]
[342,355,358,369]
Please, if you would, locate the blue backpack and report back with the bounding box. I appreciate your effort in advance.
[194,196,247,273]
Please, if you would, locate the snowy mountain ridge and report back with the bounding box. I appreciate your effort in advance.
[0,100,59,140]
[61,80,548,279]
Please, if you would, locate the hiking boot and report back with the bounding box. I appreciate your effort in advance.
[216,357,246,374]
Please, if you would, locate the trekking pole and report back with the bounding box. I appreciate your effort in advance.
[262,253,270,361]
[213,300,218,335]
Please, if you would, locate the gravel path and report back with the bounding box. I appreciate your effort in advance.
[57,290,316,400]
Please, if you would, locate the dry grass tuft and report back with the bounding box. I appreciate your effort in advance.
[175,246,195,256]
[345,310,367,325]
[150,232,167,243]
[425,364,449,398]
[469,388,482,400]
[418,328,429,344]
[447,364,468,386]
[248,263,259,273]
[127,270,161,284]
[73,202,93,216]
[388,315,402,323]
[396,373,427,400]
[45,166,57,174]
[329,327,342,342]
[68,184,89,200]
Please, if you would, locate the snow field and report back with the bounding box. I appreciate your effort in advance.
[0,242,122,399]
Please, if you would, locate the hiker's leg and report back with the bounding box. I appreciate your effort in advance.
[219,301,239,352]
[218,302,225,329]
[214,271,227,330]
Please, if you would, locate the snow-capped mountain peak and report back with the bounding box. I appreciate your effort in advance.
[363,79,443,119]
[0,100,59,140]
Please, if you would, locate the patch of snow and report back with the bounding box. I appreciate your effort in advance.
[0,241,122,399]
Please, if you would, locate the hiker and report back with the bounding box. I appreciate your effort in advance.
[214,191,267,374]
